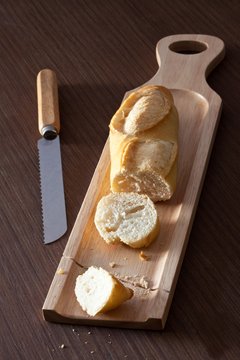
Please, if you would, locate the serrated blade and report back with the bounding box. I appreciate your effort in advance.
[38,136,67,244]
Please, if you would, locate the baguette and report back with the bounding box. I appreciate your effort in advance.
[75,266,133,316]
[94,192,160,248]
[109,85,179,202]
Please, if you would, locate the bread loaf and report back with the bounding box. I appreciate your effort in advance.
[75,266,133,316]
[109,85,179,202]
[94,192,159,248]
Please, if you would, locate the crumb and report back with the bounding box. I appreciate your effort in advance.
[108,333,111,337]
[134,286,152,297]
[59,344,66,349]
[90,350,95,354]
[108,341,112,344]
[84,341,88,344]
[124,356,128,358]
[109,262,116,268]
[56,268,65,275]
[139,251,150,261]
[143,288,151,295]
[123,257,128,261]
[88,331,91,335]
[72,328,76,332]
[138,276,149,289]
[117,274,150,289]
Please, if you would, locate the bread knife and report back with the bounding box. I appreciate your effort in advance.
[37,69,67,244]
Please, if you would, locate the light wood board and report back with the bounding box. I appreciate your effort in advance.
[43,34,225,330]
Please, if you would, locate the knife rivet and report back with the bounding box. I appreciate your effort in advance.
[42,125,58,140]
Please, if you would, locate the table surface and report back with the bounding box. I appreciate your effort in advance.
[1,1,240,359]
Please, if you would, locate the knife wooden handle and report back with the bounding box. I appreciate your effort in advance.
[37,69,60,139]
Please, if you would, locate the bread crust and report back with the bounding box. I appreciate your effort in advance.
[109,85,179,202]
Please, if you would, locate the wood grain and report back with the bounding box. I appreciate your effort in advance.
[37,69,60,136]
[0,0,239,359]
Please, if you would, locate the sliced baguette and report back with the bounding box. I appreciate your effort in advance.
[75,266,133,316]
[94,192,160,248]
[109,85,179,202]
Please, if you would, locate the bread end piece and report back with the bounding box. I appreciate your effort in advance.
[75,266,133,316]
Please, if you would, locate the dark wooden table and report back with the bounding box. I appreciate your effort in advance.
[1,1,239,359]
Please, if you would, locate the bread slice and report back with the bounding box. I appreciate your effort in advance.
[109,85,179,202]
[94,192,160,248]
[75,266,133,316]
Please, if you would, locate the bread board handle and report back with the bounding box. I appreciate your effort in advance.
[151,34,225,91]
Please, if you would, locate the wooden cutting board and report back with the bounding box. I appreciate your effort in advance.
[43,34,225,330]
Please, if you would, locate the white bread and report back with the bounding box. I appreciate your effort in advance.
[109,85,179,202]
[94,192,160,248]
[75,266,133,316]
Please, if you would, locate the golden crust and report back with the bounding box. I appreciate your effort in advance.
[100,275,133,314]
[109,85,179,202]
[110,85,174,134]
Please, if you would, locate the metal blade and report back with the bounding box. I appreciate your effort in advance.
[37,136,67,244]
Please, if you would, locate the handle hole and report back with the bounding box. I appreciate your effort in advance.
[169,40,208,55]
